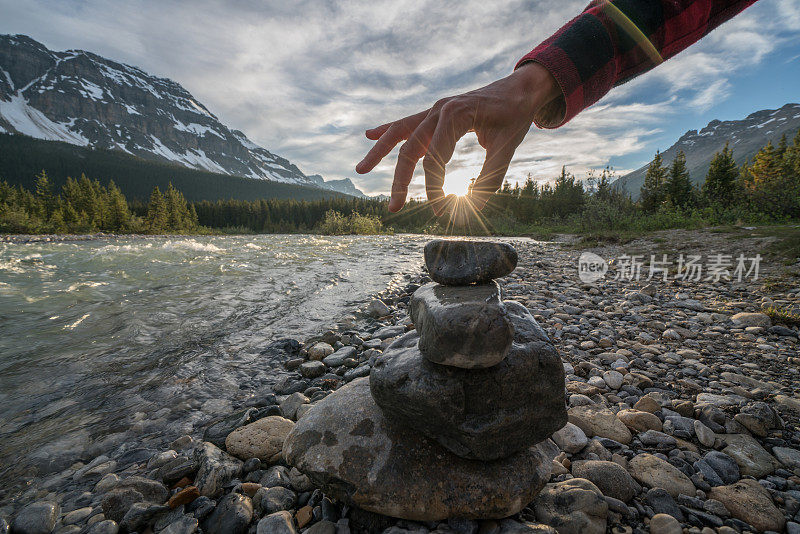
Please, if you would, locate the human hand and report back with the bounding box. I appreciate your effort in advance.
[355,62,561,215]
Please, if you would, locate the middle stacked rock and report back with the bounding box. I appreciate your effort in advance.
[370,239,568,461]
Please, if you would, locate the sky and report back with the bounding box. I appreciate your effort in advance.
[1,0,799,196]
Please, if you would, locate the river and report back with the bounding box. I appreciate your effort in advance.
[0,234,429,498]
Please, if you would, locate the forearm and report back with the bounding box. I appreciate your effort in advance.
[518,0,759,128]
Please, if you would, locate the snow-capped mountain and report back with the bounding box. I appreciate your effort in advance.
[614,103,800,198]
[0,34,365,197]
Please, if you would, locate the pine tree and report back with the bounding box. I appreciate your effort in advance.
[595,167,613,202]
[147,186,168,232]
[34,170,55,219]
[76,174,100,228]
[776,134,788,159]
[702,143,739,206]
[743,137,799,217]
[640,151,667,211]
[665,151,693,207]
[521,173,536,197]
[107,181,131,231]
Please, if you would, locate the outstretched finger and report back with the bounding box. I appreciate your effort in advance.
[365,123,392,140]
[468,143,516,210]
[388,113,438,212]
[422,104,472,216]
[357,110,430,174]
[356,123,404,174]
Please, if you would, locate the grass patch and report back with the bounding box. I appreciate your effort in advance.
[761,273,798,292]
[722,225,800,264]
[762,305,800,327]
[568,230,647,249]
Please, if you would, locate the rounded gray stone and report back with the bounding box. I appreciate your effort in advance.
[11,502,60,534]
[532,478,608,534]
[85,520,118,534]
[254,486,297,516]
[256,512,296,534]
[202,493,253,534]
[424,240,518,285]
[370,301,565,461]
[283,378,554,521]
[410,281,513,368]
[570,460,639,502]
[299,361,326,378]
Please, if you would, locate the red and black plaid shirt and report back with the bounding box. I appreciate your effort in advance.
[518,0,758,128]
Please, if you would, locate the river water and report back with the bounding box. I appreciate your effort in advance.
[0,234,429,497]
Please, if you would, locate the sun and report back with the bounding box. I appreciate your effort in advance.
[442,174,471,197]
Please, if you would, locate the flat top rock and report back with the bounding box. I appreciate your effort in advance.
[410,281,513,368]
[424,239,518,285]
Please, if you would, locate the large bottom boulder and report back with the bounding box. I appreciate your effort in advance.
[283,378,555,521]
[370,301,566,461]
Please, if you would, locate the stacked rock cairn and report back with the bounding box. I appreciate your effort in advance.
[284,239,568,521]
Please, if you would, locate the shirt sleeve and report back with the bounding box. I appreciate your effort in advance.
[517,0,759,128]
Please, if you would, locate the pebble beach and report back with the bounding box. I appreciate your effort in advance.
[3,229,800,534]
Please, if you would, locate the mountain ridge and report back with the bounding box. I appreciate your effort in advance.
[614,102,800,198]
[0,34,366,197]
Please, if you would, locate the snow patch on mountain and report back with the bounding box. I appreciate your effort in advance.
[0,34,366,197]
[0,94,89,146]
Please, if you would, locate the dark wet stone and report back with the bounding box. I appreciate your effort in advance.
[256,512,297,534]
[85,520,118,534]
[160,516,199,534]
[202,409,258,448]
[299,361,326,378]
[424,240,517,285]
[320,497,339,522]
[10,502,60,534]
[259,465,292,489]
[702,451,740,485]
[194,442,243,498]
[678,506,723,528]
[410,282,513,368]
[253,486,297,516]
[696,406,726,434]
[202,493,253,534]
[187,497,215,521]
[119,503,169,533]
[115,448,158,468]
[243,458,261,473]
[153,456,198,485]
[283,378,554,521]
[101,488,144,522]
[693,459,725,487]
[305,521,336,534]
[262,339,301,358]
[571,460,639,502]
[769,325,798,337]
[114,476,168,503]
[370,302,565,461]
[644,488,685,522]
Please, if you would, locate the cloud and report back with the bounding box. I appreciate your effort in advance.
[0,0,798,196]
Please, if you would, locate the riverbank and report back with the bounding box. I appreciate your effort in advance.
[2,230,800,534]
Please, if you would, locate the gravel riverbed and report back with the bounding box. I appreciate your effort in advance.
[2,230,799,534]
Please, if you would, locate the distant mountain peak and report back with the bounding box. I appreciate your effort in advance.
[0,34,364,197]
[614,103,800,198]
